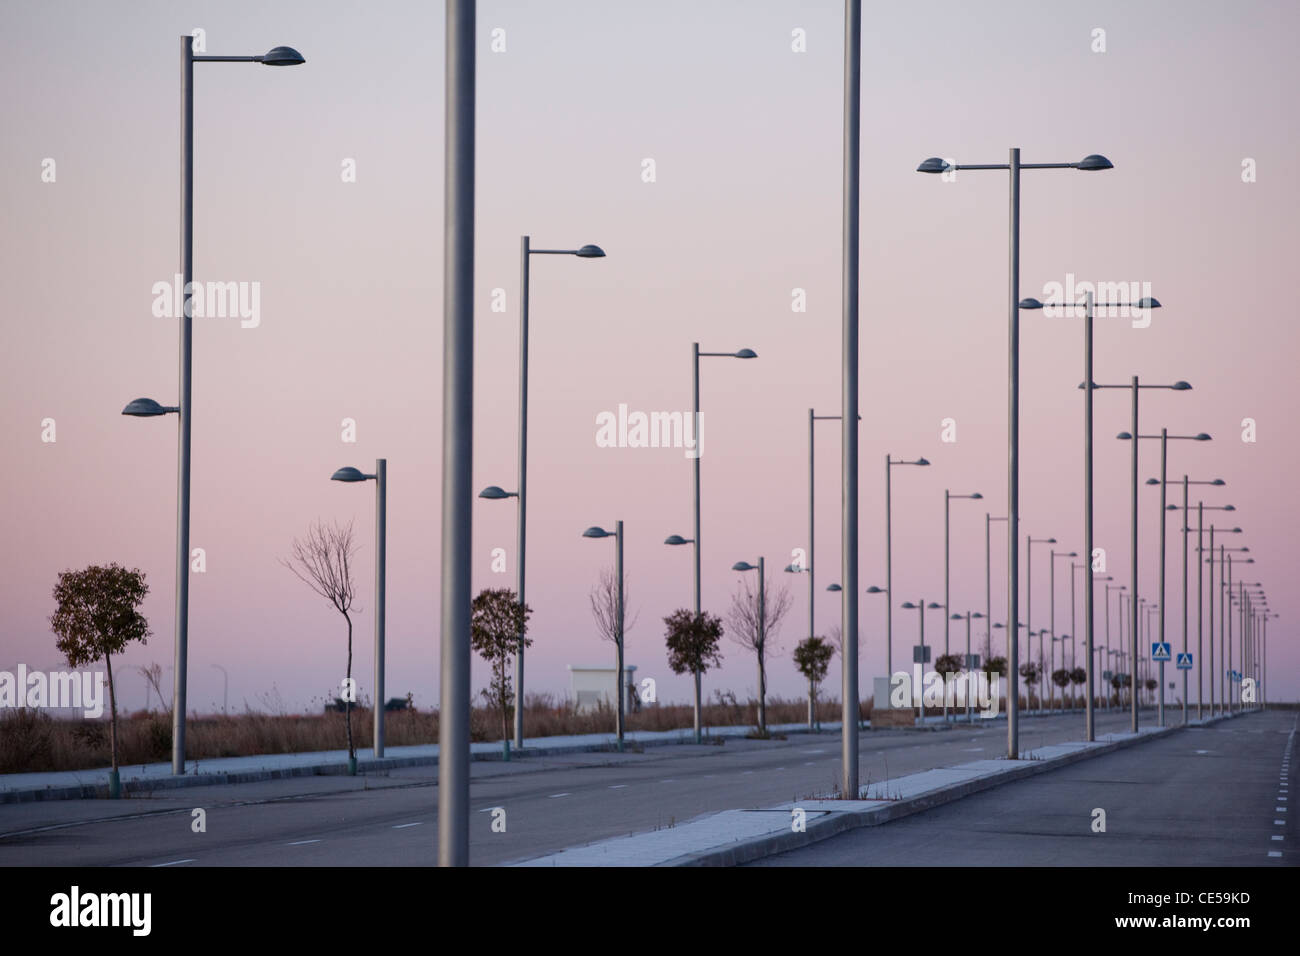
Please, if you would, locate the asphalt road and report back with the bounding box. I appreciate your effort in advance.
[748,709,1296,866]
[0,708,1157,866]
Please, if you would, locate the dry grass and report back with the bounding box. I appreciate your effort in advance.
[0,691,863,774]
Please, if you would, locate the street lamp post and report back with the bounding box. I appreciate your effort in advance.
[1089,375,1193,732]
[333,461,388,757]
[1121,429,1211,725]
[1021,291,1159,738]
[986,514,1007,662]
[583,523,626,751]
[1026,535,1056,714]
[886,456,931,677]
[1153,480,1228,722]
[790,411,859,665]
[440,0,473,868]
[944,491,983,656]
[123,37,305,776]
[1104,584,1126,710]
[732,558,767,732]
[901,601,944,721]
[678,344,757,744]
[951,611,985,722]
[917,149,1113,759]
[509,236,605,749]
[1049,549,1077,712]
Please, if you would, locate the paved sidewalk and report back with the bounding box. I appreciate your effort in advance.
[512,709,1257,866]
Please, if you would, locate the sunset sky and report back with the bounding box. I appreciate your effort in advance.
[2,0,1295,716]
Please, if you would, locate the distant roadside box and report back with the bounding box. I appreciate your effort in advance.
[568,665,637,713]
[871,675,915,727]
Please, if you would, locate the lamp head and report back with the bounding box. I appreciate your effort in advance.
[259,45,306,66]
[1075,153,1113,171]
[916,157,951,174]
[331,467,367,483]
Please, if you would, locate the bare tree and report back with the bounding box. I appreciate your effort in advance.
[726,576,792,735]
[137,662,169,713]
[588,565,640,645]
[589,565,641,726]
[282,519,360,770]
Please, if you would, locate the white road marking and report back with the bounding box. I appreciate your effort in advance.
[1280,797,1288,801]
[802,749,827,754]
[1195,750,1210,754]
[548,793,570,798]
[742,770,754,775]
[1268,851,1282,858]
[393,822,422,829]
[608,784,627,789]
[1276,820,1286,825]
[964,748,983,752]
[287,839,320,846]
[660,779,677,783]
[1276,807,1287,813]
[151,859,195,867]
[1272,835,1284,841]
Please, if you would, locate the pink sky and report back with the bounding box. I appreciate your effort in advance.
[1,0,1295,715]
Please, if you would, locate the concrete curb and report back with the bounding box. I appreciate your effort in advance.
[661,708,1255,866]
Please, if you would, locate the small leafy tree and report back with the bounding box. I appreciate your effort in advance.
[1051,669,1070,711]
[1070,666,1086,708]
[727,576,792,735]
[283,519,360,767]
[1019,660,1041,708]
[935,653,962,677]
[983,655,1007,679]
[664,609,724,730]
[49,564,151,788]
[794,636,834,728]
[471,588,532,743]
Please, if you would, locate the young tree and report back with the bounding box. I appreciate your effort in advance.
[49,563,151,796]
[1069,666,1087,710]
[1051,668,1071,711]
[726,577,792,736]
[663,609,724,730]
[283,519,360,770]
[794,636,834,729]
[1019,660,1041,709]
[471,588,532,744]
[589,566,640,729]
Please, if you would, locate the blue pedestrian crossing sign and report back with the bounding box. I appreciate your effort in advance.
[1151,642,1172,662]
[1175,652,1193,670]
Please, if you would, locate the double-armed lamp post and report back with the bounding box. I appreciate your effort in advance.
[123,37,305,775]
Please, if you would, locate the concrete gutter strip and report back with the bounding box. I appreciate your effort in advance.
[512,709,1254,867]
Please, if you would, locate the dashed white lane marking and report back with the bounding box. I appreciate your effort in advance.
[1276,807,1287,813]
[802,749,827,754]
[392,822,422,829]
[1272,836,1284,841]
[742,770,754,775]
[287,839,320,846]
[608,784,627,789]
[1280,797,1288,801]
[151,859,195,867]
[1276,820,1286,826]
[660,779,677,783]
[964,748,984,752]
[548,793,570,798]
[1196,750,1210,754]
[1268,851,1282,858]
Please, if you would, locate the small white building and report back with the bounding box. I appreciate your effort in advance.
[568,665,637,713]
